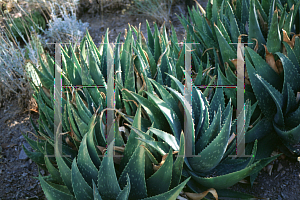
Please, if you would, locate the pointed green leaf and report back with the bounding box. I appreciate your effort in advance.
[118,145,147,200]
[38,174,75,200]
[71,159,93,200]
[98,140,121,199]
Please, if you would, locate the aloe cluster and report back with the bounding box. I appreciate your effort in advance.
[24,23,195,199]
[179,0,300,160]
[21,1,300,199]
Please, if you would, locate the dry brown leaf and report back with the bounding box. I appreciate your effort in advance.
[178,48,183,59]
[275,59,283,74]
[153,153,169,172]
[291,34,300,48]
[263,44,279,74]
[205,17,211,26]
[194,0,206,15]
[124,28,127,40]
[201,47,215,57]
[27,131,46,140]
[100,92,106,102]
[282,29,294,48]
[134,65,143,92]
[160,21,165,35]
[185,188,218,200]
[65,136,77,151]
[266,164,273,176]
[139,73,147,93]
[1,143,17,149]
[157,40,171,69]
[5,2,14,12]
[251,38,259,52]
[97,146,107,155]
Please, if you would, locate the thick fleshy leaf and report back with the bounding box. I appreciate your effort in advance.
[248,0,266,54]
[188,107,232,173]
[146,148,173,196]
[44,156,63,184]
[145,91,181,140]
[149,128,179,151]
[274,122,300,144]
[122,89,169,132]
[294,37,300,64]
[245,118,273,143]
[146,20,154,54]
[118,145,147,200]
[83,115,101,169]
[245,53,276,118]
[98,140,121,199]
[196,106,222,154]
[246,47,282,90]
[22,144,45,167]
[92,180,102,200]
[282,42,300,74]
[189,153,280,189]
[214,23,236,66]
[71,159,93,200]
[141,177,190,200]
[119,105,142,172]
[209,77,225,121]
[149,79,183,126]
[38,174,75,200]
[226,1,241,44]
[266,10,281,53]
[283,83,297,116]
[130,125,169,156]
[276,52,300,93]
[170,131,185,190]
[116,174,131,200]
[166,87,195,155]
[254,74,284,127]
[285,105,300,128]
[55,137,73,195]
[77,132,98,187]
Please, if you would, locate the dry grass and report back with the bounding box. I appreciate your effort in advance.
[0,0,79,110]
[126,0,174,26]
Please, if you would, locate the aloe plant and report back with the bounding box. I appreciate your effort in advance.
[178,0,300,161]
[122,70,280,198]
[22,22,198,199]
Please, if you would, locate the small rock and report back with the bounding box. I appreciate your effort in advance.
[281,192,288,198]
[22,172,28,176]
[277,195,282,200]
[23,142,31,150]
[18,149,28,160]
[277,163,283,172]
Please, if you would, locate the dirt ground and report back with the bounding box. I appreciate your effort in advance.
[1,0,300,199]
